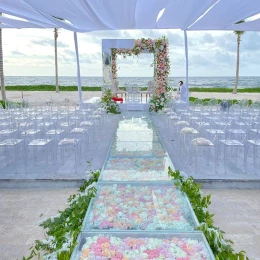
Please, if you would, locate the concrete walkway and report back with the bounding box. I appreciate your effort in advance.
[0,188,77,260]
[204,189,260,260]
[0,188,259,260]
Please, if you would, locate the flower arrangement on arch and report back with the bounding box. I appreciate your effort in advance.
[149,92,170,113]
[111,36,170,112]
[100,89,121,114]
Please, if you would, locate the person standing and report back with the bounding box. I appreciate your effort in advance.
[179,81,189,103]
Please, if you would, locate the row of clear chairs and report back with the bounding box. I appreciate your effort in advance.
[162,99,260,175]
[0,102,107,174]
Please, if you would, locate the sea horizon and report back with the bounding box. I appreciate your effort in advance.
[3,76,260,89]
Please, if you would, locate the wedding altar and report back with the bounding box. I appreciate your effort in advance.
[101,37,171,112]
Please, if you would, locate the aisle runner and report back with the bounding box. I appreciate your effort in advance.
[72,113,215,259]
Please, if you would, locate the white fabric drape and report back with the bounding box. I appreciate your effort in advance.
[134,0,170,29]
[157,0,218,29]
[189,0,260,30]
[24,0,110,31]
[0,16,45,28]
[228,18,260,31]
[0,0,258,31]
[0,0,56,27]
[74,32,83,108]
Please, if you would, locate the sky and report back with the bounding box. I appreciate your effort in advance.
[2,28,260,77]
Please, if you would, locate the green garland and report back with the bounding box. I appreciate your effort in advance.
[168,167,248,260]
[23,167,248,260]
[100,89,121,114]
[22,170,100,260]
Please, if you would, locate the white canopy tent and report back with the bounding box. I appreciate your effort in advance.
[1,0,260,105]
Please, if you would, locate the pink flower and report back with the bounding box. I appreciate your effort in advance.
[97,237,110,244]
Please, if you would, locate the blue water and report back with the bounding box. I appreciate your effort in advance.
[4,76,260,89]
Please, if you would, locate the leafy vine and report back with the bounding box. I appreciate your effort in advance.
[168,167,248,260]
[100,89,121,114]
[22,170,100,260]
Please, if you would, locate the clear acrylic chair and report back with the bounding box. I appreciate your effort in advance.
[58,138,81,173]
[190,137,215,174]
[172,120,190,142]
[167,115,180,136]
[70,122,89,152]
[218,135,245,174]
[80,118,94,143]
[0,139,26,173]
[244,139,260,174]
[180,127,199,154]
[0,129,18,142]
[27,139,54,173]
[20,122,41,144]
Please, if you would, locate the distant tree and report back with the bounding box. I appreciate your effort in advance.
[0,13,6,101]
[233,20,245,94]
[54,28,59,93]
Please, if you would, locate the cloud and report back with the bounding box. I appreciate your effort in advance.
[31,38,69,48]
[58,50,102,65]
[189,54,212,67]
[3,28,260,76]
[202,33,214,44]
[213,50,235,64]
[241,32,260,52]
[11,50,24,56]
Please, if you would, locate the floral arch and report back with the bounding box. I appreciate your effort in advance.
[111,36,170,112]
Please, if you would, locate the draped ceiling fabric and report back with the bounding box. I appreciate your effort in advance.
[188,0,260,30]
[0,16,45,28]
[228,18,260,31]
[156,0,219,29]
[0,0,259,31]
[0,0,56,28]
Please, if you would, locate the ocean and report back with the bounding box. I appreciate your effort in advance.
[4,76,260,89]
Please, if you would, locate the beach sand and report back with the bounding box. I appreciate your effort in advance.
[2,90,260,105]
[190,91,260,102]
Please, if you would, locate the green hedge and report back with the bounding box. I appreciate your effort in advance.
[3,85,260,92]
[189,87,260,93]
[189,97,253,105]
[5,85,102,91]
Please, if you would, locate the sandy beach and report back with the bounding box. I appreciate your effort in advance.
[3,91,260,105]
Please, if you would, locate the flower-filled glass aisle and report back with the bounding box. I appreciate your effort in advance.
[111,36,171,112]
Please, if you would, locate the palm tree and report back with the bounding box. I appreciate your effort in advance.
[0,13,6,101]
[54,28,59,93]
[233,20,245,94]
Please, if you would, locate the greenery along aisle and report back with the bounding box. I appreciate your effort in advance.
[111,36,171,112]
[100,89,121,114]
[23,170,100,260]
[168,168,248,260]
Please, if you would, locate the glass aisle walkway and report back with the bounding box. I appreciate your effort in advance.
[72,112,215,259]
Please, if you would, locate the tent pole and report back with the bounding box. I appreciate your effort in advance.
[74,31,83,108]
[184,30,189,89]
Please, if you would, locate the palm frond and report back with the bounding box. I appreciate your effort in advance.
[233,20,245,35]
